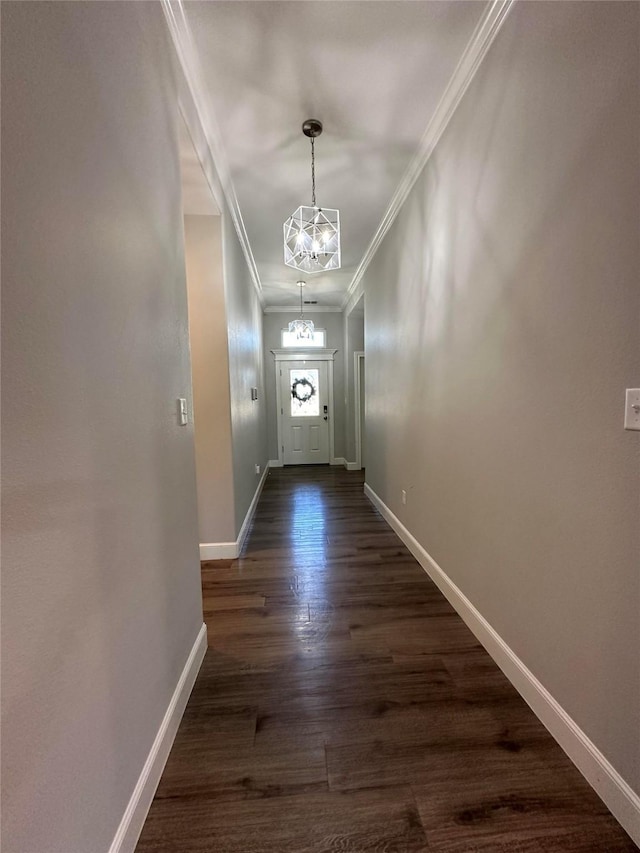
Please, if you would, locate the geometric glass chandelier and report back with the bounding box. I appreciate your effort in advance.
[288,280,315,340]
[284,119,341,274]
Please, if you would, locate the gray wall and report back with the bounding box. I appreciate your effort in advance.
[179,85,268,546]
[364,1,639,796]
[263,312,345,461]
[223,214,269,535]
[184,215,236,544]
[1,4,204,852]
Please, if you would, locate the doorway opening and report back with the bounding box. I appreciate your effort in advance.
[354,351,365,471]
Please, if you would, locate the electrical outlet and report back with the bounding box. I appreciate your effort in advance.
[624,389,640,431]
[255,464,261,475]
[401,489,407,505]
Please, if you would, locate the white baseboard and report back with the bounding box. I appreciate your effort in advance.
[268,458,282,468]
[235,463,269,554]
[200,463,269,561]
[199,541,237,560]
[331,456,345,467]
[364,482,640,847]
[109,622,207,853]
[344,460,360,471]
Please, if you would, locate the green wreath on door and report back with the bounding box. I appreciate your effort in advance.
[291,377,315,403]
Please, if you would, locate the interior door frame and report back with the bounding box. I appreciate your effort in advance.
[354,351,365,470]
[272,349,338,467]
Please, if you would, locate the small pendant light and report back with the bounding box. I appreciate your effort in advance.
[288,281,315,340]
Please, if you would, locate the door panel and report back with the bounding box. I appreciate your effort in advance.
[280,360,329,464]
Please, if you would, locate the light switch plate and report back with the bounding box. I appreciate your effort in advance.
[624,389,640,430]
[178,398,188,426]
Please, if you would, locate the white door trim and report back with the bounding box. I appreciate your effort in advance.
[272,349,337,467]
[354,351,365,470]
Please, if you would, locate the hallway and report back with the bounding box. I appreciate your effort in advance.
[136,467,636,852]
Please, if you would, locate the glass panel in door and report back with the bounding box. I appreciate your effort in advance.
[290,368,320,417]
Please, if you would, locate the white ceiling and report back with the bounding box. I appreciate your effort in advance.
[182,1,485,307]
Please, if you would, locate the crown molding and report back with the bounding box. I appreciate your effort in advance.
[343,278,365,319]
[161,0,263,304]
[263,305,343,314]
[341,0,515,309]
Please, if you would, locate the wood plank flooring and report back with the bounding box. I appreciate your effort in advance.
[136,466,637,852]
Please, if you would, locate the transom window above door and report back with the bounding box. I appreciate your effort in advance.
[281,328,326,348]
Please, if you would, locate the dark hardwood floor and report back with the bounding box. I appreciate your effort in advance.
[136,466,637,852]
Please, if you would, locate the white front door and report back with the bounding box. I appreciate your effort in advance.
[280,361,329,465]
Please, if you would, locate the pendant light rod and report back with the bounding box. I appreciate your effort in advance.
[302,119,322,209]
[310,137,316,207]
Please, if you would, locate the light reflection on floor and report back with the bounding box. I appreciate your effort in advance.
[289,481,333,647]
